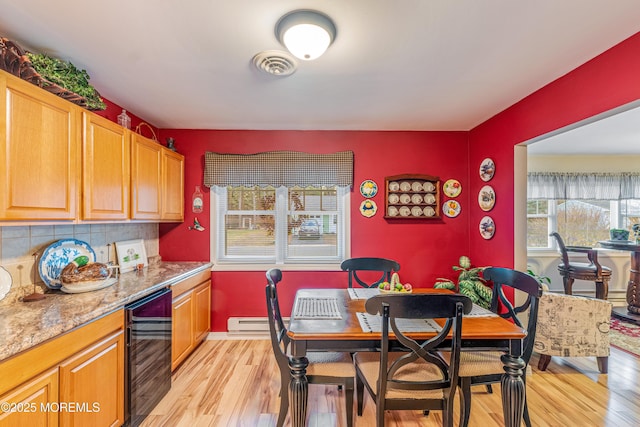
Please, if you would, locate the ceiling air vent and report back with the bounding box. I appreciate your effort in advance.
[252,50,297,76]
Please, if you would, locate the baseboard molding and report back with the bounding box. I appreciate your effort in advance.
[206,332,269,341]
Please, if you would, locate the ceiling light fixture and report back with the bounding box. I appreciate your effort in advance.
[275,9,336,61]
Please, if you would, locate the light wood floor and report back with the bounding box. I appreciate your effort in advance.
[142,339,640,427]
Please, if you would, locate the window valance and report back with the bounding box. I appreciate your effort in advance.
[204,151,354,188]
[528,172,640,200]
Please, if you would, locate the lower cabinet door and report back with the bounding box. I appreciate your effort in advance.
[172,290,195,370]
[58,331,124,427]
[0,368,59,427]
[194,280,211,343]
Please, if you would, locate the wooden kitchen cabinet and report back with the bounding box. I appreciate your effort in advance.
[161,148,184,221]
[171,290,194,370]
[171,270,211,370]
[0,310,124,427]
[0,70,80,221]
[0,69,183,224]
[0,368,59,427]
[194,281,212,343]
[59,330,125,427]
[131,133,163,220]
[82,112,130,220]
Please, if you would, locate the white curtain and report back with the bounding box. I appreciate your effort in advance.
[528,172,640,200]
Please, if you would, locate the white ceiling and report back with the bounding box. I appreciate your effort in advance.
[527,103,640,155]
[1,0,640,133]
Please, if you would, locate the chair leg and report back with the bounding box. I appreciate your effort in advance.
[523,391,532,427]
[345,381,354,427]
[443,399,454,427]
[597,356,608,374]
[356,371,365,416]
[563,276,574,295]
[459,378,472,427]
[538,354,552,371]
[485,384,493,394]
[276,381,289,427]
[595,281,608,300]
[376,398,385,427]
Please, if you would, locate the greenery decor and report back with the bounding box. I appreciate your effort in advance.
[25,52,106,110]
[434,255,493,309]
[526,267,551,292]
[609,228,630,241]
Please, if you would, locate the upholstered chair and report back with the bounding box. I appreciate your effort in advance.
[534,291,612,374]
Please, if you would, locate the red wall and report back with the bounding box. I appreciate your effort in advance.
[468,31,640,268]
[157,31,640,332]
[158,130,471,331]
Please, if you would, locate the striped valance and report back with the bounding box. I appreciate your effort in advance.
[528,172,640,200]
[204,151,354,188]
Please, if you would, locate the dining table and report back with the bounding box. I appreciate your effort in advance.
[598,240,640,323]
[286,287,528,427]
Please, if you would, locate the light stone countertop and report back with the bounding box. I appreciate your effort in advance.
[0,261,212,362]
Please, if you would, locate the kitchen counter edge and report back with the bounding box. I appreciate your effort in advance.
[0,261,212,362]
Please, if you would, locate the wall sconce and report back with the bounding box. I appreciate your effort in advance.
[275,9,337,61]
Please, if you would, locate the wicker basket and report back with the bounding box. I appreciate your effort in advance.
[0,37,98,109]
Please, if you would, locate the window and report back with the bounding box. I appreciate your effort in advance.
[527,172,640,249]
[527,199,612,248]
[213,185,348,265]
[204,151,354,269]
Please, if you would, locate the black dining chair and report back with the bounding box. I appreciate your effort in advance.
[354,293,472,426]
[441,267,542,427]
[265,268,355,427]
[340,257,400,288]
[550,231,611,299]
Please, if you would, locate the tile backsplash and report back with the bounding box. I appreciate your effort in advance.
[0,223,158,301]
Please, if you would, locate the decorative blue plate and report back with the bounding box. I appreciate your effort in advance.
[38,239,96,289]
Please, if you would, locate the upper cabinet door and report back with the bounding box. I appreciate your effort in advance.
[0,71,80,220]
[82,113,130,220]
[131,133,162,220]
[162,149,184,221]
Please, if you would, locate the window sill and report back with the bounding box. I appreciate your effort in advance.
[211,263,343,272]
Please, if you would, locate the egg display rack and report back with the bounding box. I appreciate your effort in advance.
[384,174,441,219]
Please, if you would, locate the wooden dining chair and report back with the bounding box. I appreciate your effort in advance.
[265,268,355,427]
[340,257,400,288]
[550,231,611,299]
[442,267,542,427]
[354,293,472,427]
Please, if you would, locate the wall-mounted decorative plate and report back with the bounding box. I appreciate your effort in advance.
[443,179,462,198]
[478,185,496,211]
[479,216,496,239]
[443,200,461,218]
[360,179,378,198]
[360,199,377,217]
[480,158,495,182]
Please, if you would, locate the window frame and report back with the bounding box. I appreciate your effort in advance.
[210,185,351,271]
[526,198,631,250]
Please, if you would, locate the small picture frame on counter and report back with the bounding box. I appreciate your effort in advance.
[115,239,148,273]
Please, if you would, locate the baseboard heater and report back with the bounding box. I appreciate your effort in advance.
[227,316,289,336]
